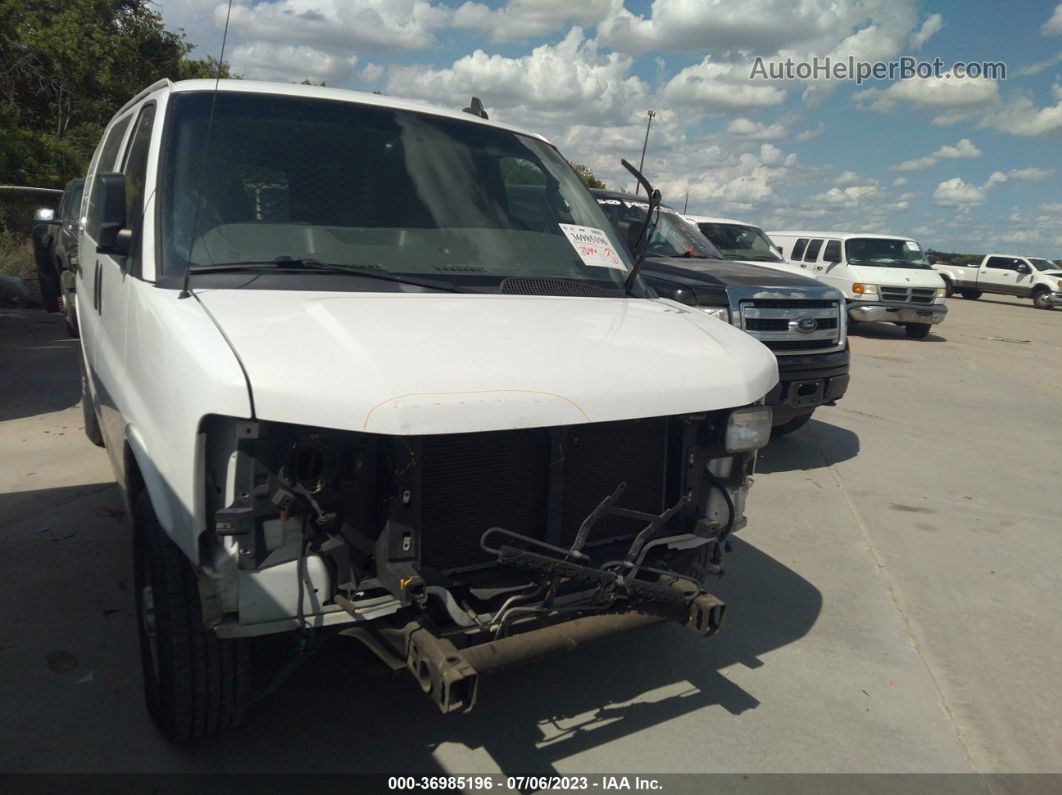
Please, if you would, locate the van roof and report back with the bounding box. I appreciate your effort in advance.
[684,214,761,227]
[136,79,551,143]
[767,231,918,242]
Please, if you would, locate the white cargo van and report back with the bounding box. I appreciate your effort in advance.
[768,231,947,339]
[77,78,779,741]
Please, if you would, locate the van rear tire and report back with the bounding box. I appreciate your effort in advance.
[960,289,981,300]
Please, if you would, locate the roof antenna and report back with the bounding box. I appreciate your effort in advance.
[462,97,488,120]
[179,0,234,299]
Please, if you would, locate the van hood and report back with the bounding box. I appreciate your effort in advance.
[847,265,945,289]
[195,291,778,435]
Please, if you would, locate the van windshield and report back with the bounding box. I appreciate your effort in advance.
[696,222,783,263]
[845,237,930,269]
[595,198,723,259]
[159,91,633,290]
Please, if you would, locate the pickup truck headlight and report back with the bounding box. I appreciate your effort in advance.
[725,406,773,452]
[699,306,731,322]
[852,283,879,299]
[934,287,946,303]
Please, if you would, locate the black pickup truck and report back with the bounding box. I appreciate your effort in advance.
[593,189,850,434]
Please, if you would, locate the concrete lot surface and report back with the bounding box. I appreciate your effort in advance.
[0,295,1059,775]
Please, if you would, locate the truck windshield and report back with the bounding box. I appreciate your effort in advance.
[696,222,783,262]
[1028,258,1058,271]
[596,198,723,259]
[845,238,930,269]
[159,91,633,290]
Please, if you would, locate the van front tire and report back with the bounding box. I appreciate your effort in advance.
[960,289,981,300]
[1032,288,1053,310]
[134,490,251,743]
[772,411,813,436]
[905,323,931,339]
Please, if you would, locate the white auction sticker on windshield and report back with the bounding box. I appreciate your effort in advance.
[558,224,625,270]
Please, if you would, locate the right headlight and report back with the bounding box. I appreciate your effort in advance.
[699,306,731,322]
[725,406,773,453]
[851,283,879,299]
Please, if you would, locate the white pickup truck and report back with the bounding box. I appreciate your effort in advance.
[933,254,1062,309]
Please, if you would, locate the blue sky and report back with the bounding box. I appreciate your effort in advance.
[160,0,1062,256]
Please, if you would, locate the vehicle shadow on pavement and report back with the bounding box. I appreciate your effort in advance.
[0,310,80,422]
[756,419,859,474]
[848,322,946,342]
[197,538,822,775]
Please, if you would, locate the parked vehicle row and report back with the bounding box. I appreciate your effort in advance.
[46,77,1058,745]
[933,254,1062,309]
[595,194,849,435]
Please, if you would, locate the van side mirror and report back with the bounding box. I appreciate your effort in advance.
[1015,262,1031,274]
[93,172,131,257]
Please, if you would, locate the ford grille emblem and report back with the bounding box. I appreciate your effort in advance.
[794,317,818,333]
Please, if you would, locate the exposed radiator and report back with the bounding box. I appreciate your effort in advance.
[417,418,669,572]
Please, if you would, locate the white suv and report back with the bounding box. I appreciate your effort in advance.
[78,79,778,741]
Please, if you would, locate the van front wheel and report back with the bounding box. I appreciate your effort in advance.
[134,491,250,743]
[905,323,931,339]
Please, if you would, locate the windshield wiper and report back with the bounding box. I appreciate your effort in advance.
[187,258,466,293]
[620,159,662,295]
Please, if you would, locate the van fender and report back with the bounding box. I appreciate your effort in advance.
[125,425,197,563]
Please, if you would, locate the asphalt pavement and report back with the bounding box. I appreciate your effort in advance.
[0,295,1059,776]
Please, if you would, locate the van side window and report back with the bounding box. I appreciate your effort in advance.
[122,104,156,229]
[804,239,824,262]
[986,257,1010,269]
[121,103,157,272]
[823,239,842,262]
[790,238,808,260]
[86,115,133,237]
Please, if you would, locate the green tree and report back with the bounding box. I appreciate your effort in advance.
[571,163,606,189]
[0,0,233,191]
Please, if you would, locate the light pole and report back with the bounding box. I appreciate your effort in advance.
[634,110,656,195]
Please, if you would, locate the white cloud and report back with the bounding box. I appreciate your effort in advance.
[834,170,863,186]
[360,63,386,83]
[978,94,1062,138]
[386,28,646,127]
[453,0,616,42]
[910,14,943,49]
[663,59,787,113]
[892,177,907,187]
[1007,167,1056,182]
[596,0,852,54]
[890,138,982,171]
[725,118,787,139]
[228,43,358,84]
[1044,3,1062,35]
[932,171,1007,207]
[1017,52,1062,76]
[814,182,882,205]
[224,0,452,53]
[795,122,825,141]
[856,74,1000,118]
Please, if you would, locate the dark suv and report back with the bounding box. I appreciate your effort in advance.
[39,178,85,336]
[593,189,850,435]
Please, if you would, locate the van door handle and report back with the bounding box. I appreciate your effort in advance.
[94,261,102,314]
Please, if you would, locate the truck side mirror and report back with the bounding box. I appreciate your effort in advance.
[92,172,131,257]
[1015,262,1031,274]
[34,208,59,224]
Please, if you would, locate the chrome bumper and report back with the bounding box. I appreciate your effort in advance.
[848,302,948,324]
